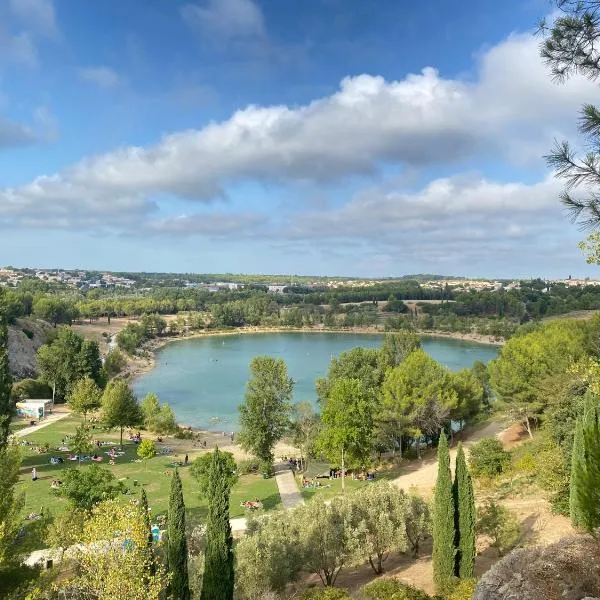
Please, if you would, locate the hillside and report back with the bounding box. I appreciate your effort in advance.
[7,318,49,379]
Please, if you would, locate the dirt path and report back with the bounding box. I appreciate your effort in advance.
[392,420,510,495]
[275,466,304,509]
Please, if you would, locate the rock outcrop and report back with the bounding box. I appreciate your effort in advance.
[473,535,600,600]
[7,318,49,379]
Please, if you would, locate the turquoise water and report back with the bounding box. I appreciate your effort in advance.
[132,333,499,430]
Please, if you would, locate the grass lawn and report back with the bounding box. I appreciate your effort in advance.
[299,462,403,502]
[16,416,281,539]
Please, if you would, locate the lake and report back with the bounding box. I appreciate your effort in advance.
[132,332,499,430]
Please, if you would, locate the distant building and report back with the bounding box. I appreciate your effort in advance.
[268,285,287,293]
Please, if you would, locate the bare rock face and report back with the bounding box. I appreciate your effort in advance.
[473,536,600,600]
[7,318,49,379]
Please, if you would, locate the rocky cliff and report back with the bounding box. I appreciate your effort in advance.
[7,318,49,379]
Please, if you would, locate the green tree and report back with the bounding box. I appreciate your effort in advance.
[540,1,600,229]
[405,491,431,558]
[190,450,238,498]
[137,439,157,468]
[453,443,475,578]
[33,297,78,327]
[570,398,600,532]
[201,449,235,600]
[468,437,510,479]
[70,424,93,464]
[141,393,177,435]
[290,401,320,471]
[0,443,24,567]
[141,393,160,429]
[360,578,430,600]
[68,377,102,422]
[476,500,522,556]
[140,488,156,577]
[10,378,52,402]
[101,379,142,445]
[380,331,421,368]
[432,431,455,593]
[570,418,586,528]
[347,482,408,574]
[319,377,374,491]
[167,469,190,600]
[60,464,124,510]
[0,314,12,451]
[38,328,104,401]
[238,356,293,466]
[104,348,126,379]
[451,369,484,429]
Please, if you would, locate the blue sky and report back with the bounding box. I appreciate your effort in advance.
[0,0,596,278]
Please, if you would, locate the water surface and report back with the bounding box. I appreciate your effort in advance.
[132,333,499,429]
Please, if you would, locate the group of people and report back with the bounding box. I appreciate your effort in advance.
[129,432,142,444]
[241,498,262,510]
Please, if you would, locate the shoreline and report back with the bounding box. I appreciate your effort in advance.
[122,325,504,382]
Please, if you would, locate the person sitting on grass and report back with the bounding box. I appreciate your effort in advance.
[50,479,62,489]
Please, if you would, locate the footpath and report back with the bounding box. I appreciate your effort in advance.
[13,411,70,439]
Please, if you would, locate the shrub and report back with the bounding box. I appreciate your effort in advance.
[173,427,195,439]
[468,438,510,478]
[237,458,260,475]
[301,588,350,600]
[260,459,275,478]
[477,500,522,556]
[360,578,431,600]
[445,578,476,600]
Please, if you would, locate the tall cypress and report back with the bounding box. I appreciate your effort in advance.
[201,448,235,600]
[167,470,190,600]
[569,418,585,528]
[140,488,156,576]
[453,443,476,578]
[0,313,13,451]
[432,430,455,593]
[572,399,600,532]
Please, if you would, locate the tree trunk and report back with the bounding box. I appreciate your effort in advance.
[524,414,533,438]
[120,426,124,447]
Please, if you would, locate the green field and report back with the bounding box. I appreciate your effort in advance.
[16,416,281,526]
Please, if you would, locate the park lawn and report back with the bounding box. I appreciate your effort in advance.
[16,415,281,540]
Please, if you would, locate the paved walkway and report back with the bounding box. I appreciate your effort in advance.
[275,466,304,509]
[13,411,70,438]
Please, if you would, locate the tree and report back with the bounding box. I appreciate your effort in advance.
[104,348,127,379]
[70,424,93,464]
[290,401,320,471]
[167,469,190,600]
[46,507,86,565]
[140,488,156,578]
[432,431,455,593]
[201,449,235,600]
[0,313,12,451]
[296,498,355,586]
[141,393,177,435]
[138,439,157,467]
[0,443,24,566]
[405,491,431,558]
[570,418,586,528]
[381,331,421,368]
[569,397,600,532]
[68,377,102,422]
[453,443,476,578]
[10,378,52,402]
[540,1,600,230]
[38,328,104,401]
[360,578,430,600]
[347,482,408,574]
[468,437,510,479]
[33,297,78,327]
[238,356,293,466]
[236,512,303,599]
[451,369,484,430]
[58,499,167,600]
[60,464,124,510]
[101,379,142,445]
[476,500,522,556]
[319,377,374,491]
[190,450,238,499]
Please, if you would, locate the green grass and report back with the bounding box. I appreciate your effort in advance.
[16,416,281,536]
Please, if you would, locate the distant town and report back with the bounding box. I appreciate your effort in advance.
[0,266,598,294]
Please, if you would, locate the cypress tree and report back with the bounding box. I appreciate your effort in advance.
[201,448,235,600]
[140,488,156,576]
[453,443,476,578]
[432,430,455,593]
[167,469,190,600]
[572,399,600,532]
[0,313,13,451]
[569,418,585,528]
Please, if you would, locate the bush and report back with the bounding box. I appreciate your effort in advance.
[468,438,510,478]
[477,500,522,556]
[360,578,431,600]
[173,427,195,440]
[301,588,350,600]
[260,459,275,478]
[237,458,260,475]
[445,578,476,600]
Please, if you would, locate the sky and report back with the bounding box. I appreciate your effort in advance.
[0,0,598,279]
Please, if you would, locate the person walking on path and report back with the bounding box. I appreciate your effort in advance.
[31,468,37,481]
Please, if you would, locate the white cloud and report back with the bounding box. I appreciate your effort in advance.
[0,115,36,148]
[77,66,121,89]
[9,0,58,38]
[0,30,38,67]
[181,0,266,39]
